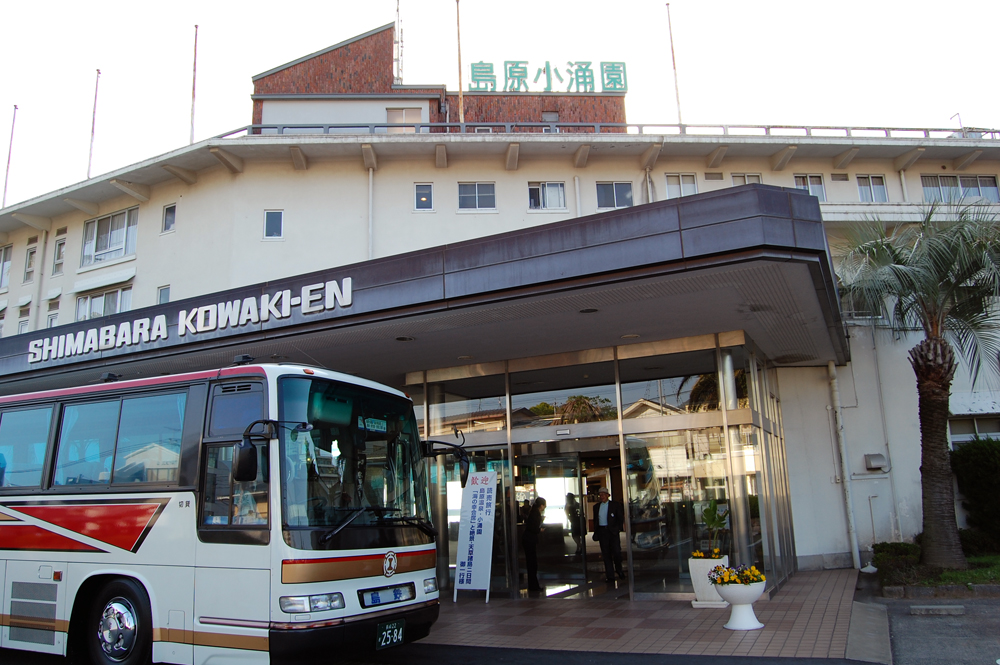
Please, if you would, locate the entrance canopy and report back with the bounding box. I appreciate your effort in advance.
[0,184,848,395]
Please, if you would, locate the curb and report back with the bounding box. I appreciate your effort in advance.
[882,584,1000,599]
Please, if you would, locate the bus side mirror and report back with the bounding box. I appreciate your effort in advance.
[233,436,258,483]
[458,454,470,489]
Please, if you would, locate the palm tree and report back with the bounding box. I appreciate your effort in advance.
[837,204,1000,569]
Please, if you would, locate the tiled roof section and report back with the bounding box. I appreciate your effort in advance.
[252,23,396,94]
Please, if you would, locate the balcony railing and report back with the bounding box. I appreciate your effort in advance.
[215,123,1000,140]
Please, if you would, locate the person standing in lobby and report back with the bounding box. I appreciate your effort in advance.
[523,497,547,592]
[592,487,625,583]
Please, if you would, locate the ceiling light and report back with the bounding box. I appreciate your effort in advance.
[458,355,473,360]
[620,334,640,339]
[395,336,415,342]
[579,308,598,314]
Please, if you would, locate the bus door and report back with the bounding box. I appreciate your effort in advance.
[2,560,68,656]
[193,381,271,661]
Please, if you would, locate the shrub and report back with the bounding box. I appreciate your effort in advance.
[951,437,1000,543]
[959,528,1000,556]
[872,541,922,587]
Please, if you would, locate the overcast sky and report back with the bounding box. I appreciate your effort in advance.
[2,0,998,207]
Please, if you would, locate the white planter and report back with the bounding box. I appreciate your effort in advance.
[715,581,765,630]
[688,556,729,608]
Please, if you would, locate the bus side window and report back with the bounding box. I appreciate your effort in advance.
[0,407,53,488]
[203,444,268,526]
[207,383,265,437]
[112,392,187,484]
[53,401,121,486]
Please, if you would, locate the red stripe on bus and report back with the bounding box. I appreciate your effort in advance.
[0,524,106,552]
[0,366,265,406]
[15,501,166,553]
[284,547,436,566]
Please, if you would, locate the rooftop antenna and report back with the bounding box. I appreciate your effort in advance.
[190,25,199,145]
[951,112,964,137]
[665,3,683,126]
[393,1,404,84]
[456,0,464,124]
[87,69,101,179]
[2,104,16,209]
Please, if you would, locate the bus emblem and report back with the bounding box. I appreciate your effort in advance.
[383,551,397,577]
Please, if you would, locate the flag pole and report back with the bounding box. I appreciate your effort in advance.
[665,3,683,126]
[87,69,101,179]
[456,0,464,126]
[2,105,17,209]
[190,25,199,145]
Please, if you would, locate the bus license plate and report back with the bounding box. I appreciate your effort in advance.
[376,619,405,650]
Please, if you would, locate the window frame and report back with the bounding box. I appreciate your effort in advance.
[76,285,133,322]
[414,183,434,212]
[46,313,58,328]
[948,415,1000,449]
[17,319,29,335]
[162,203,177,234]
[793,174,827,202]
[921,174,999,203]
[23,246,36,284]
[263,210,284,240]
[527,181,567,211]
[52,238,66,276]
[732,174,762,186]
[157,285,171,305]
[457,182,497,211]
[664,173,698,200]
[0,244,12,290]
[857,175,889,203]
[386,108,422,134]
[81,207,139,268]
[596,181,634,209]
[0,404,57,491]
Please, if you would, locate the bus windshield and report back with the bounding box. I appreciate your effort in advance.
[278,376,430,533]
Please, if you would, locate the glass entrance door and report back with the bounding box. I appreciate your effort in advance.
[514,454,589,596]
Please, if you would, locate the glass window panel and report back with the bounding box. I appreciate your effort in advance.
[746,174,761,184]
[112,393,186,484]
[794,175,809,190]
[76,297,88,322]
[458,183,478,209]
[528,184,542,209]
[871,176,888,202]
[922,176,942,202]
[940,175,960,201]
[94,217,111,253]
[53,400,121,486]
[732,175,746,186]
[960,176,980,197]
[0,245,11,288]
[681,174,697,196]
[415,184,433,210]
[163,205,176,233]
[545,182,565,208]
[0,407,52,488]
[53,239,65,275]
[614,182,633,207]
[120,288,132,313]
[428,374,507,437]
[477,183,495,209]
[975,418,1000,435]
[979,176,999,203]
[509,362,617,428]
[596,183,616,208]
[90,294,105,319]
[124,209,138,255]
[203,445,233,524]
[666,175,681,199]
[209,389,265,437]
[619,350,719,418]
[104,290,119,316]
[857,176,873,202]
[809,176,826,202]
[949,419,975,436]
[158,286,170,305]
[719,346,753,410]
[264,211,283,238]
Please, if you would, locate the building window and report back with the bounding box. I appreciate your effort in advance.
[665,174,697,199]
[473,127,493,134]
[528,182,566,210]
[596,182,633,209]
[387,108,421,134]
[0,244,12,290]
[82,207,138,267]
[76,286,132,322]
[52,238,66,276]
[949,416,1000,448]
[18,306,29,334]
[733,174,762,186]
[857,175,888,203]
[162,204,176,233]
[158,285,170,304]
[922,175,999,203]
[415,184,433,211]
[264,211,283,239]
[23,247,36,284]
[47,313,58,328]
[794,175,826,202]
[18,319,28,335]
[458,183,496,210]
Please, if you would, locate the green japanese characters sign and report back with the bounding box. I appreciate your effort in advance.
[468,60,627,93]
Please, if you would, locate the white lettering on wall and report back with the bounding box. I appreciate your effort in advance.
[27,278,354,364]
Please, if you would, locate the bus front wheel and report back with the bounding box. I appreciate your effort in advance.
[87,578,152,665]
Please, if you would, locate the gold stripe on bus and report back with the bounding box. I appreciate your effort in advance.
[282,550,436,584]
[152,628,268,651]
[9,616,60,631]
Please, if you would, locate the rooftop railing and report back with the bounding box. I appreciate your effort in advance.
[215,123,1000,140]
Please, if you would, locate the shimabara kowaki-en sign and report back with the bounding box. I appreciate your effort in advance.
[26,278,352,365]
[468,60,627,93]
[453,471,497,603]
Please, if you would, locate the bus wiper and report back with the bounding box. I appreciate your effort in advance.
[318,507,365,544]
[383,515,438,537]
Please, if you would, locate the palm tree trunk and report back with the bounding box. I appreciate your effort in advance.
[909,337,968,569]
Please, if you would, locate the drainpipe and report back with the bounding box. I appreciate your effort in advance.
[898,170,909,203]
[32,230,49,331]
[645,167,653,204]
[368,167,374,260]
[573,175,582,218]
[828,361,861,569]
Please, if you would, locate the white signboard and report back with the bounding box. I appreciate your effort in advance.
[453,471,497,603]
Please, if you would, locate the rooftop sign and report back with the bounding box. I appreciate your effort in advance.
[468,60,627,93]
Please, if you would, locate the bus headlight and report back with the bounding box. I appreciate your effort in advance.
[279,592,345,613]
[423,577,438,594]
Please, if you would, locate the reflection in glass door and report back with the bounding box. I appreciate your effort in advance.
[514,455,589,596]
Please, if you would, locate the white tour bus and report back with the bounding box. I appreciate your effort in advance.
[0,362,453,665]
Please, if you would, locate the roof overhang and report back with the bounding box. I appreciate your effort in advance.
[0,184,848,394]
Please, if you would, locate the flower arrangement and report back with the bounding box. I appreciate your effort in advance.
[691,548,724,559]
[708,564,766,585]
